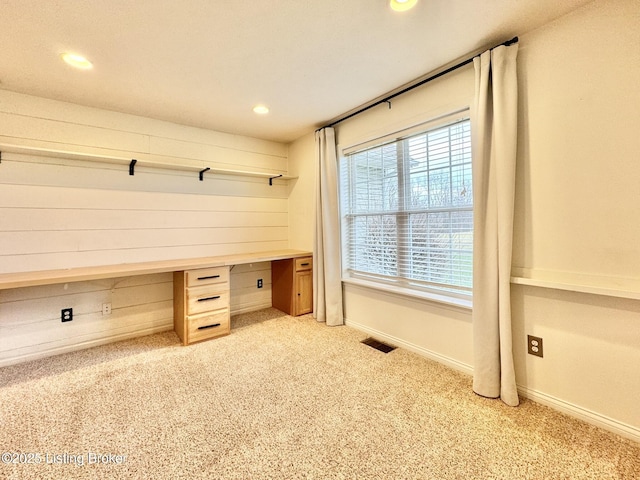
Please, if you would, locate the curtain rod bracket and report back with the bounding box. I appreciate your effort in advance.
[269,174,283,186]
[199,167,210,181]
[129,159,137,176]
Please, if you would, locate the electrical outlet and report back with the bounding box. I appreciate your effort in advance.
[527,335,543,358]
[61,308,73,322]
[102,303,112,315]
[257,278,263,288]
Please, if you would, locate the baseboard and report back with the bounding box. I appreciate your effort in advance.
[517,385,640,443]
[0,325,174,368]
[231,302,272,316]
[344,318,473,376]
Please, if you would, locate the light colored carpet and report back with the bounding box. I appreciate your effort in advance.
[1,308,638,479]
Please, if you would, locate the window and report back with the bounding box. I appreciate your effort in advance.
[339,118,473,299]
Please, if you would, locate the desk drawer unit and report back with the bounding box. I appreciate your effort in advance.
[272,256,313,316]
[174,266,230,345]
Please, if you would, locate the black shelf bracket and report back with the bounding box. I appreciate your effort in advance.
[199,167,210,181]
[0,151,2,164]
[269,174,283,186]
[129,159,137,176]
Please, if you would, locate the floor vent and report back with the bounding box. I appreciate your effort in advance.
[361,337,396,353]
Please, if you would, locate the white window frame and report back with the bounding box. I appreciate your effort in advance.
[339,110,473,310]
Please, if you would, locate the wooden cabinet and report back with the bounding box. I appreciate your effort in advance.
[271,256,313,316]
[174,266,230,345]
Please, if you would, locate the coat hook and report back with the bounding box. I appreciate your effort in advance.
[386,100,392,109]
[129,159,137,175]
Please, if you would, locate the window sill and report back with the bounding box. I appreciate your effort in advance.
[341,277,472,311]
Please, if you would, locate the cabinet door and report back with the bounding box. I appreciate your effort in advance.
[295,270,313,315]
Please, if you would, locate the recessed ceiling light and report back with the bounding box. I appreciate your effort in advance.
[390,0,418,12]
[61,52,93,70]
[253,105,269,115]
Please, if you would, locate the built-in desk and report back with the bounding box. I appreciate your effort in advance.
[0,249,312,291]
[0,249,313,346]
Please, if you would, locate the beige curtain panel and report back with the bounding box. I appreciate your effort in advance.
[471,44,520,407]
[314,127,344,326]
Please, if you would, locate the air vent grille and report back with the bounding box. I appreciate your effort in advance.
[361,337,396,353]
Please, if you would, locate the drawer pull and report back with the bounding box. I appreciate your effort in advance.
[197,295,221,302]
[197,275,220,281]
[300,263,310,266]
[197,323,221,330]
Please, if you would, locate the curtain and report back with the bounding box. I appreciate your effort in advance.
[471,44,520,406]
[314,127,344,326]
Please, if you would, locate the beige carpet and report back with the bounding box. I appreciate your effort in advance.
[1,308,638,479]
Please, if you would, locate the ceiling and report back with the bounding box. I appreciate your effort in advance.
[0,0,592,144]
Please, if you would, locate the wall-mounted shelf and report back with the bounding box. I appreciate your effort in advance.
[0,143,297,185]
[510,268,640,301]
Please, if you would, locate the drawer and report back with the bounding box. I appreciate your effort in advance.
[187,285,230,315]
[295,257,313,272]
[187,309,230,343]
[186,266,229,287]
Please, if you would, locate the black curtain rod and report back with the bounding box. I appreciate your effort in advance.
[320,36,518,130]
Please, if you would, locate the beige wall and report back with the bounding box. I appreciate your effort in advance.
[510,0,640,438]
[288,0,640,440]
[0,91,290,365]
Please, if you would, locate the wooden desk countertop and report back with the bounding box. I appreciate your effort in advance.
[0,249,312,290]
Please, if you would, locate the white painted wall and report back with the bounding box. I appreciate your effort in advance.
[0,91,289,365]
[287,0,640,440]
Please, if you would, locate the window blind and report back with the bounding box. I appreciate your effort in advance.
[340,119,473,297]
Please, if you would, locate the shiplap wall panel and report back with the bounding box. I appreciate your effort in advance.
[0,90,287,158]
[0,112,150,154]
[2,209,287,231]
[0,183,288,211]
[1,227,289,256]
[149,136,288,173]
[0,159,289,273]
[1,284,173,333]
[229,262,272,314]
[1,304,173,365]
[0,277,173,360]
[0,90,292,365]
[0,242,288,273]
